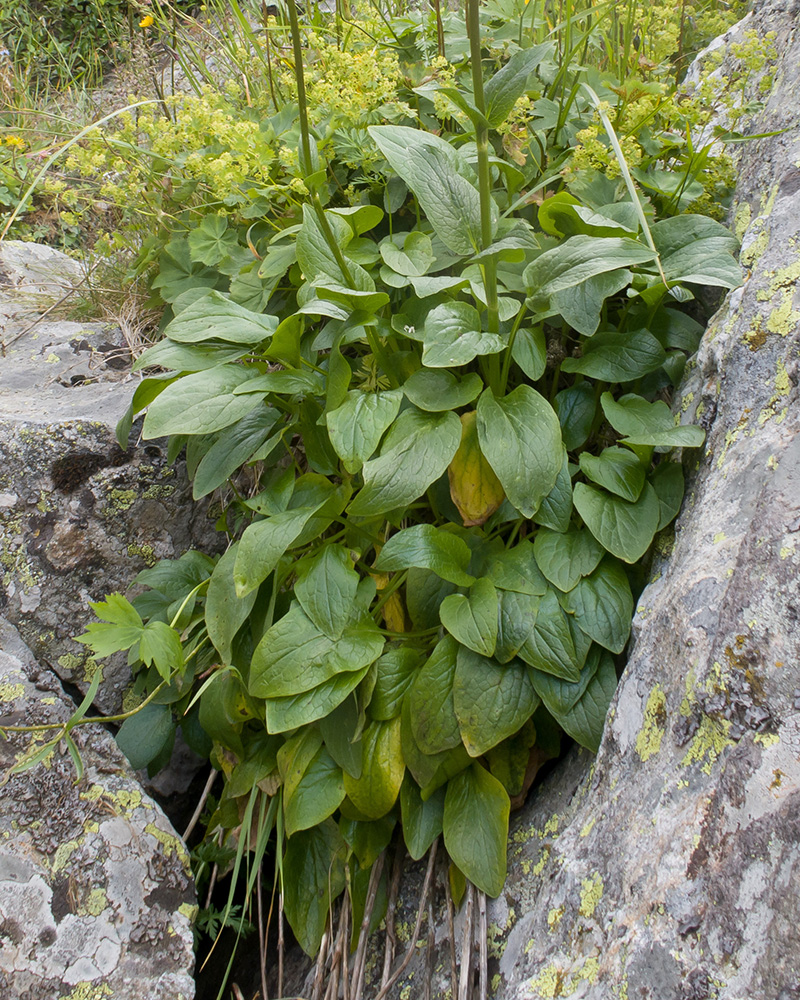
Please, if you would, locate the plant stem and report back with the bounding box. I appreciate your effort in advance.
[466,0,501,391]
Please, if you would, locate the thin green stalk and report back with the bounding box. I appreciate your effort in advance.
[466,0,501,391]
[499,306,529,394]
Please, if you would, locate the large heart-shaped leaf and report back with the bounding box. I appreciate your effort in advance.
[454,648,540,756]
[408,636,462,754]
[283,821,347,956]
[439,578,498,656]
[343,718,405,819]
[373,524,475,587]
[561,556,634,653]
[573,481,661,563]
[533,527,605,593]
[578,446,646,502]
[326,389,403,474]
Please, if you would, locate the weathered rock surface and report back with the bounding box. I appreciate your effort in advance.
[0,241,220,712]
[0,617,196,999]
[286,3,800,998]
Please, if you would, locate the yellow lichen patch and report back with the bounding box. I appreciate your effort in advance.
[715,409,751,468]
[740,226,768,267]
[580,817,596,838]
[572,955,600,986]
[532,846,551,876]
[179,902,199,922]
[547,906,564,930]
[543,813,559,836]
[528,964,567,998]
[52,838,82,874]
[681,716,734,774]
[734,202,751,241]
[754,732,780,748]
[82,888,107,917]
[713,532,726,544]
[635,685,667,762]
[492,974,502,993]
[60,984,113,1000]
[145,822,191,870]
[758,359,793,425]
[0,682,25,703]
[579,872,604,919]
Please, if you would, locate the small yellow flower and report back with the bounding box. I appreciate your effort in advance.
[4,135,25,148]
[139,14,154,27]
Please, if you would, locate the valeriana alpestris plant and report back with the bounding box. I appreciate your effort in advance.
[43,0,743,982]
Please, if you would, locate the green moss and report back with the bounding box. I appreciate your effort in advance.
[635,685,667,762]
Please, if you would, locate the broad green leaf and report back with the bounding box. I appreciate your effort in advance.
[650,215,742,288]
[401,696,471,796]
[495,589,539,663]
[193,405,280,499]
[573,481,661,563]
[555,383,595,452]
[317,282,390,314]
[320,695,363,779]
[422,301,505,368]
[198,670,246,755]
[379,231,434,276]
[524,236,655,306]
[402,369,483,413]
[554,651,617,751]
[284,745,346,837]
[234,504,323,597]
[439,578,498,656]
[340,816,395,870]
[138,621,184,682]
[484,43,552,127]
[326,389,402,474]
[561,328,666,382]
[443,763,509,897]
[534,450,573,532]
[165,291,277,345]
[476,386,562,518]
[232,369,323,395]
[343,717,405,819]
[486,719,537,796]
[517,588,580,681]
[187,215,239,265]
[330,204,384,235]
[76,593,143,657]
[278,728,322,784]
[349,408,462,517]
[266,663,373,733]
[650,461,684,529]
[88,593,142,628]
[116,703,174,771]
[485,539,548,596]
[448,411,505,527]
[135,550,216,599]
[533,527,605,593]
[283,820,346,956]
[510,326,546,381]
[538,193,635,239]
[579,446,646,502]
[551,269,632,337]
[369,125,490,255]
[409,635,462,754]
[600,392,706,448]
[561,556,633,653]
[373,525,475,587]
[370,647,422,721]
[405,568,459,630]
[295,544,360,641]
[296,204,374,291]
[530,644,603,716]
[225,730,280,797]
[142,366,262,438]
[454,649,539,756]
[401,779,444,861]
[132,339,248,374]
[251,606,384,698]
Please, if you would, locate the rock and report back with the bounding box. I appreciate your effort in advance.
[0,242,221,713]
[283,3,800,997]
[0,617,196,999]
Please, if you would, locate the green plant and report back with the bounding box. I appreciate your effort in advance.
[65,0,743,965]
[2,0,748,993]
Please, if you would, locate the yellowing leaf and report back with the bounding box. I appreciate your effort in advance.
[382,592,408,633]
[447,411,505,527]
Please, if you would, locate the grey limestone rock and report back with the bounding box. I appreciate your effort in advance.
[290,2,800,998]
[0,241,221,713]
[0,617,196,999]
